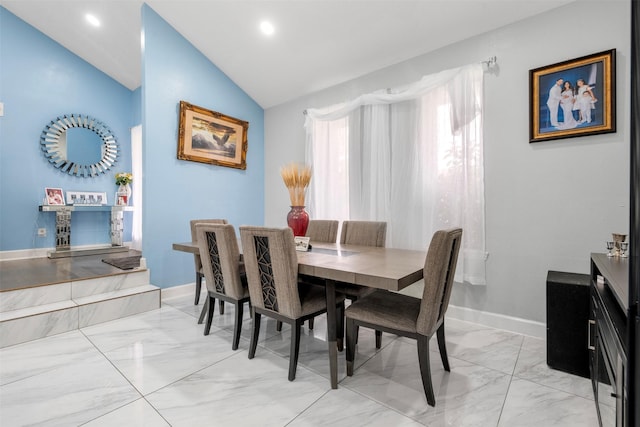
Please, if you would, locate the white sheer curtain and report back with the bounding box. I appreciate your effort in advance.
[305,63,487,285]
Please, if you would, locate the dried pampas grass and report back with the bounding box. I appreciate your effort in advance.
[280,163,312,206]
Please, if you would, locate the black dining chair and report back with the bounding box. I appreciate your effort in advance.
[345,228,463,406]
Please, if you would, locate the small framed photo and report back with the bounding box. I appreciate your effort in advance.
[45,188,65,205]
[529,49,616,143]
[66,191,108,205]
[294,236,311,252]
[115,194,129,206]
[177,101,249,170]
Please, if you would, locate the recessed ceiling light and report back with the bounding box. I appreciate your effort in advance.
[85,14,101,27]
[260,21,275,36]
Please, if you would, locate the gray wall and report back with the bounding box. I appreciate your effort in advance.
[263,1,631,324]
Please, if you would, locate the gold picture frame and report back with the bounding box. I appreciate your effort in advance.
[529,49,616,143]
[177,101,249,169]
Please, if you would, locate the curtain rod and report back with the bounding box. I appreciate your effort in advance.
[483,56,497,67]
[303,57,497,116]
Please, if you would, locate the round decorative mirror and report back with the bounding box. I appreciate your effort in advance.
[40,114,118,177]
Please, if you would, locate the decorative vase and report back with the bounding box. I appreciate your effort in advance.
[287,206,309,237]
[117,183,132,205]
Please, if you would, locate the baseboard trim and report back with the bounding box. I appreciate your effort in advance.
[161,282,196,301]
[446,304,546,339]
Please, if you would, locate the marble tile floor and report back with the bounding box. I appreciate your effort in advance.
[0,291,600,427]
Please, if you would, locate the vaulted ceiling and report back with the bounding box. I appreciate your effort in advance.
[3,0,575,108]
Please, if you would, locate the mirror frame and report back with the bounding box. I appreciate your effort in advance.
[40,114,118,177]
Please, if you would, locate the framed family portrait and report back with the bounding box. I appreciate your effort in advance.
[529,49,616,143]
[177,101,249,170]
[45,188,65,205]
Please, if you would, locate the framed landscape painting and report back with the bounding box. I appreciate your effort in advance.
[529,49,616,143]
[177,101,249,169]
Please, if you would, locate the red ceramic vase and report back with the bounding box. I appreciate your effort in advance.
[287,206,309,237]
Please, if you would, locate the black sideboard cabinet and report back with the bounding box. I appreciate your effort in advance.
[546,270,591,378]
[590,253,629,427]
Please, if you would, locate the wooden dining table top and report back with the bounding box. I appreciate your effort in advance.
[173,240,426,292]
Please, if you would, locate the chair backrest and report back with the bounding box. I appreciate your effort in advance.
[339,221,387,247]
[239,226,302,319]
[416,228,463,336]
[305,220,339,243]
[190,219,228,271]
[196,223,245,300]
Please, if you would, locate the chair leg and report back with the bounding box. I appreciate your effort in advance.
[436,323,450,372]
[337,301,345,352]
[308,318,314,330]
[346,317,357,376]
[232,302,244,350]
[417,335,436,407]
[204,295,214,336]
[195,272,203,305]
[219,300,225,315]
[276,321,283,332]
[289,320,302,381]
[248,311,261,359]
[197,297,209,324]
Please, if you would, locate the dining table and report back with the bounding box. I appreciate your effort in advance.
[172,239,426,389]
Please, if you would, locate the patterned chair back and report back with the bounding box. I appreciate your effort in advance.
[239,226,303,319]
[196,223,245,300]
[190,219,227,273]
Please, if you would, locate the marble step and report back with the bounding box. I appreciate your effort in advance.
[0,284,160,349]
[0,270,150,313]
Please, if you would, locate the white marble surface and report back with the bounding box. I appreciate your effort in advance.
[0,282,71,312]
[83,398,170,427]
[0,305,78,348]
[0,292,600,427]
[498,378,599,427]
[72,270,150,298]
[0,331,140,426]
[77,288,160,327]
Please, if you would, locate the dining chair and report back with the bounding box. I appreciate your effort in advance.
[338,220,387,348]
[239,226,345,381]
[345,228,463,406]
[196,223,250,350]
[339,220,386,247]
[305,219,339,243]
[190,219,227,308]
[302,219,339,330]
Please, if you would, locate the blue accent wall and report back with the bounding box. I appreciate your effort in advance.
[0,7,134,250]
[141,5,264,288]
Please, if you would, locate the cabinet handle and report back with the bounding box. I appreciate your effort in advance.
[588,320,596,350]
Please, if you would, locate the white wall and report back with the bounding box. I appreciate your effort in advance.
[264,1,631,324]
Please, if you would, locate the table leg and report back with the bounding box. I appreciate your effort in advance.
[325,278,338,389]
